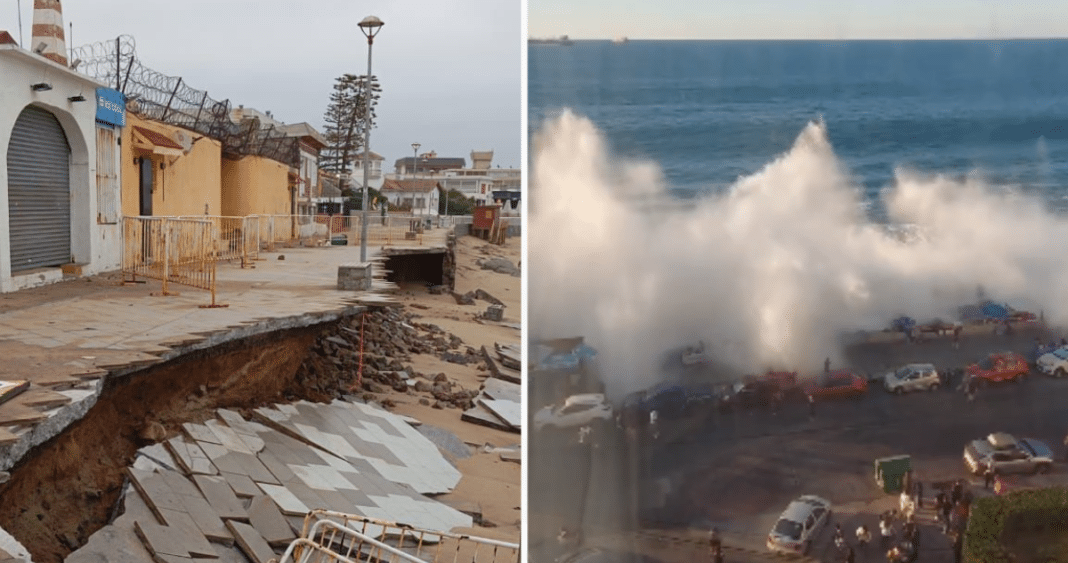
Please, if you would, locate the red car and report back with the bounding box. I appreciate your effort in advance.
[802,369,868,400]
[967,352,1028,384]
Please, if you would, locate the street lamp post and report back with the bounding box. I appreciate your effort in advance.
[358,15,383,263]
[411,142,420,180]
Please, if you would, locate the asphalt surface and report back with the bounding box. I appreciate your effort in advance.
[529,325,1068,563]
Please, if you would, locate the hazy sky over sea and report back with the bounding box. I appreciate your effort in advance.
[5,0,521,169]
[529,0,1068,40]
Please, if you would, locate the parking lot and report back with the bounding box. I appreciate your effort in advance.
[529,324,1068,563]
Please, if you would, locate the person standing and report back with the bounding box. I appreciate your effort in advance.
[984,467,995,490]
[834,523,845,551]
[856,524,871,551]
[951,480,963,507]
[879,513,894,550]
[808,394,816,419]
[916,480,924,509]
[708,527,722,556]
[952,324,962,349]
[845,545,855,563]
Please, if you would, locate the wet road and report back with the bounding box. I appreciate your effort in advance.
[528,326,1068,562]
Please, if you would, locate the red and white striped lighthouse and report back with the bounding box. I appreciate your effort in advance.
[31,0,67,66]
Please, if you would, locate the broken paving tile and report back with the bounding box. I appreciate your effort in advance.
[133,521,190,559]
[177,493,233,545]
[156,508,219,558]
[0,380,29,406]
[153,469,205,502]
[65,523,156,563]
[0,403,47,426]
[192,475,247,521]
[165,437,218,476]
[127,468,186,519]
[481,377,521,402]
[256,483,310,517]
[204,419,252,454]
[226,520,278,563]
[137,443,179,471]
[255,451,297,484]
[182,423,220,445]
[500,450,521,464]
[0,427,18,446]
[221,471,262,498]
[247,495,297,547]
[226,451,278,485]
[461,402,518,434]
[478,398,521,428]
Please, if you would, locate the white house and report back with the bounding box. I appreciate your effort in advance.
[351,150,385,192]
[379,178,441,216]
[277,122,327,216]
[0,36,124,292]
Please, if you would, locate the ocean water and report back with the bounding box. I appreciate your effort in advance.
[529,40,1068,218]
[528,40,1068,390]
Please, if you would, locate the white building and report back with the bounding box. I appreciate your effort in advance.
[379,179,441,216]
[351,151,385,192]
[277,122,327,216]
[0,36,124,292]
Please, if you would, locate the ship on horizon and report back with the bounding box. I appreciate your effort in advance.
[529,35,574,45]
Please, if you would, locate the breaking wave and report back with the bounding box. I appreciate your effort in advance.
[529,111,1068,398]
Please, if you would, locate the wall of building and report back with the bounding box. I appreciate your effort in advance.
[0,47,118,292]
[120,113,223,218]
[221,155,291,216]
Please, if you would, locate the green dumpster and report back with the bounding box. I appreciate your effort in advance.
[875,455,911,494]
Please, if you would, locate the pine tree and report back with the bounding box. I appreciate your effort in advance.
[321,73,381,197]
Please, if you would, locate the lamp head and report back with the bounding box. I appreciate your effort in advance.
[358,16,384,41]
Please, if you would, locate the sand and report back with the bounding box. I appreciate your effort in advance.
[387,233,522,542]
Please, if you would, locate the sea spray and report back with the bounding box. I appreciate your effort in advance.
[531,110,1068,400]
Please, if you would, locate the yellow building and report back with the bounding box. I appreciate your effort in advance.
[120,113,223,217]
[220,155,292,217]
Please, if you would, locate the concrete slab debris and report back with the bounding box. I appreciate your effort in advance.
[461,402,519,434]
[192,474,248,521]
[478,398,522,429]
[226,520,278,563]
[481,377,521,403]
[165,436,219,475]
[133,520,192,559]
[156,508,219,558]
[252,399,462,495]
[247,495,297,547]
[0,381,28,407]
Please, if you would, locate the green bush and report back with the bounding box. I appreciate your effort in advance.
[963,487,1068,562]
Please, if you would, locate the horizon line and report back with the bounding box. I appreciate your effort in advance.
[528,36,1068,42]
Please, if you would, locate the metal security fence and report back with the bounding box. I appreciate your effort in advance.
[178,215,260,266]
[279,510,520,563]
[122,216,224,307]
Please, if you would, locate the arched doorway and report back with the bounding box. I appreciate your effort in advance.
[6,105,72,273]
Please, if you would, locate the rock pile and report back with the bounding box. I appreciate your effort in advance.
[292,306,485,410]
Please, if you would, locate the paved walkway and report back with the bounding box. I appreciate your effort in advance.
[0,232,452,471]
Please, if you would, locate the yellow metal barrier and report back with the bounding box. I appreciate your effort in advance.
[121,216,226,307]
[280,510,520,563]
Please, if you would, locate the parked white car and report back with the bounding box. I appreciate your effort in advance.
[766,495,832,556]
[883,363,941,394]
[533,394,614,431]
[963,432,1054,475]
[1036,347,1068,378]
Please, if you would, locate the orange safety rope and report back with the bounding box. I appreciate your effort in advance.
[350,313,366,392]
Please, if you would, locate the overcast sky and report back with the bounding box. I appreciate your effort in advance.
[529,0,1068,40]
[5,0,521,169]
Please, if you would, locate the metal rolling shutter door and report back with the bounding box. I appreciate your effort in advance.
[6,106,71,272]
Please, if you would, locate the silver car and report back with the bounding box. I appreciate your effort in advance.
[766,495,832,556]
[963,432,1054,475]
[883,363,940,394]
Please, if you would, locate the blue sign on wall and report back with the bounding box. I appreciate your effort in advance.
[95,88,126,127]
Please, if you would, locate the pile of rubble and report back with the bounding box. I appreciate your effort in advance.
[292,307,485,411]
